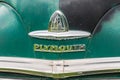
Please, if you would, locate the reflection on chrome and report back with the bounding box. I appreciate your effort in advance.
[48,10,69,32]
[0,57,120,78]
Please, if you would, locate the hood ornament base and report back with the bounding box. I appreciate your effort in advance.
[29,10,91,40]
[29,30,90,40]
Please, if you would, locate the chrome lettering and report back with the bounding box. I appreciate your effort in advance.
[34,44,86,53]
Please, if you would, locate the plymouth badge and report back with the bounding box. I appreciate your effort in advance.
[29,10,90,40]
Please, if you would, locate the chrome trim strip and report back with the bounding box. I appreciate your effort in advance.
[0,57,120,78]
[28,30,91,40]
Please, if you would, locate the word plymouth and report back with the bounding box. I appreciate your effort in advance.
[34,44,86,53]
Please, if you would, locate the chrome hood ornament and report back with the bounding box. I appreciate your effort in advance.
[48,10,69,32]
[29,10,91,40]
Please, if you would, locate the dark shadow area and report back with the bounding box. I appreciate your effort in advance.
[60,0,120,33]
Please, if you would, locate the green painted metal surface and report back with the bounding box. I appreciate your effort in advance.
[87,5,120,58]
[3,0,59,31]
[1,0,120,79]
[33,38,89,60]
[0,0,89,60]
[0,3,33,58]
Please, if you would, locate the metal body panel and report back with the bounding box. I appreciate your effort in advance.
[0,57,120,78]
[60,0,120,33]
[0,3,33,58]
[2,0,59,31]
[88,5,120,58]
[0,0,120,79]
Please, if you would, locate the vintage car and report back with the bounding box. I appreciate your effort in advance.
[1,0,120,79]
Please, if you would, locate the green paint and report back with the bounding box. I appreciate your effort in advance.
[32,38,89,60]
[0,3,33,57]
[0,0,89,60]
[1,0,120,79]
[87,6,120,58]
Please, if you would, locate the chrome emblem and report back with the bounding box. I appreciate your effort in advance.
[48,10,69,32]
[28,10,91,40]
[34,44,86,53]
[28,10,91,53]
